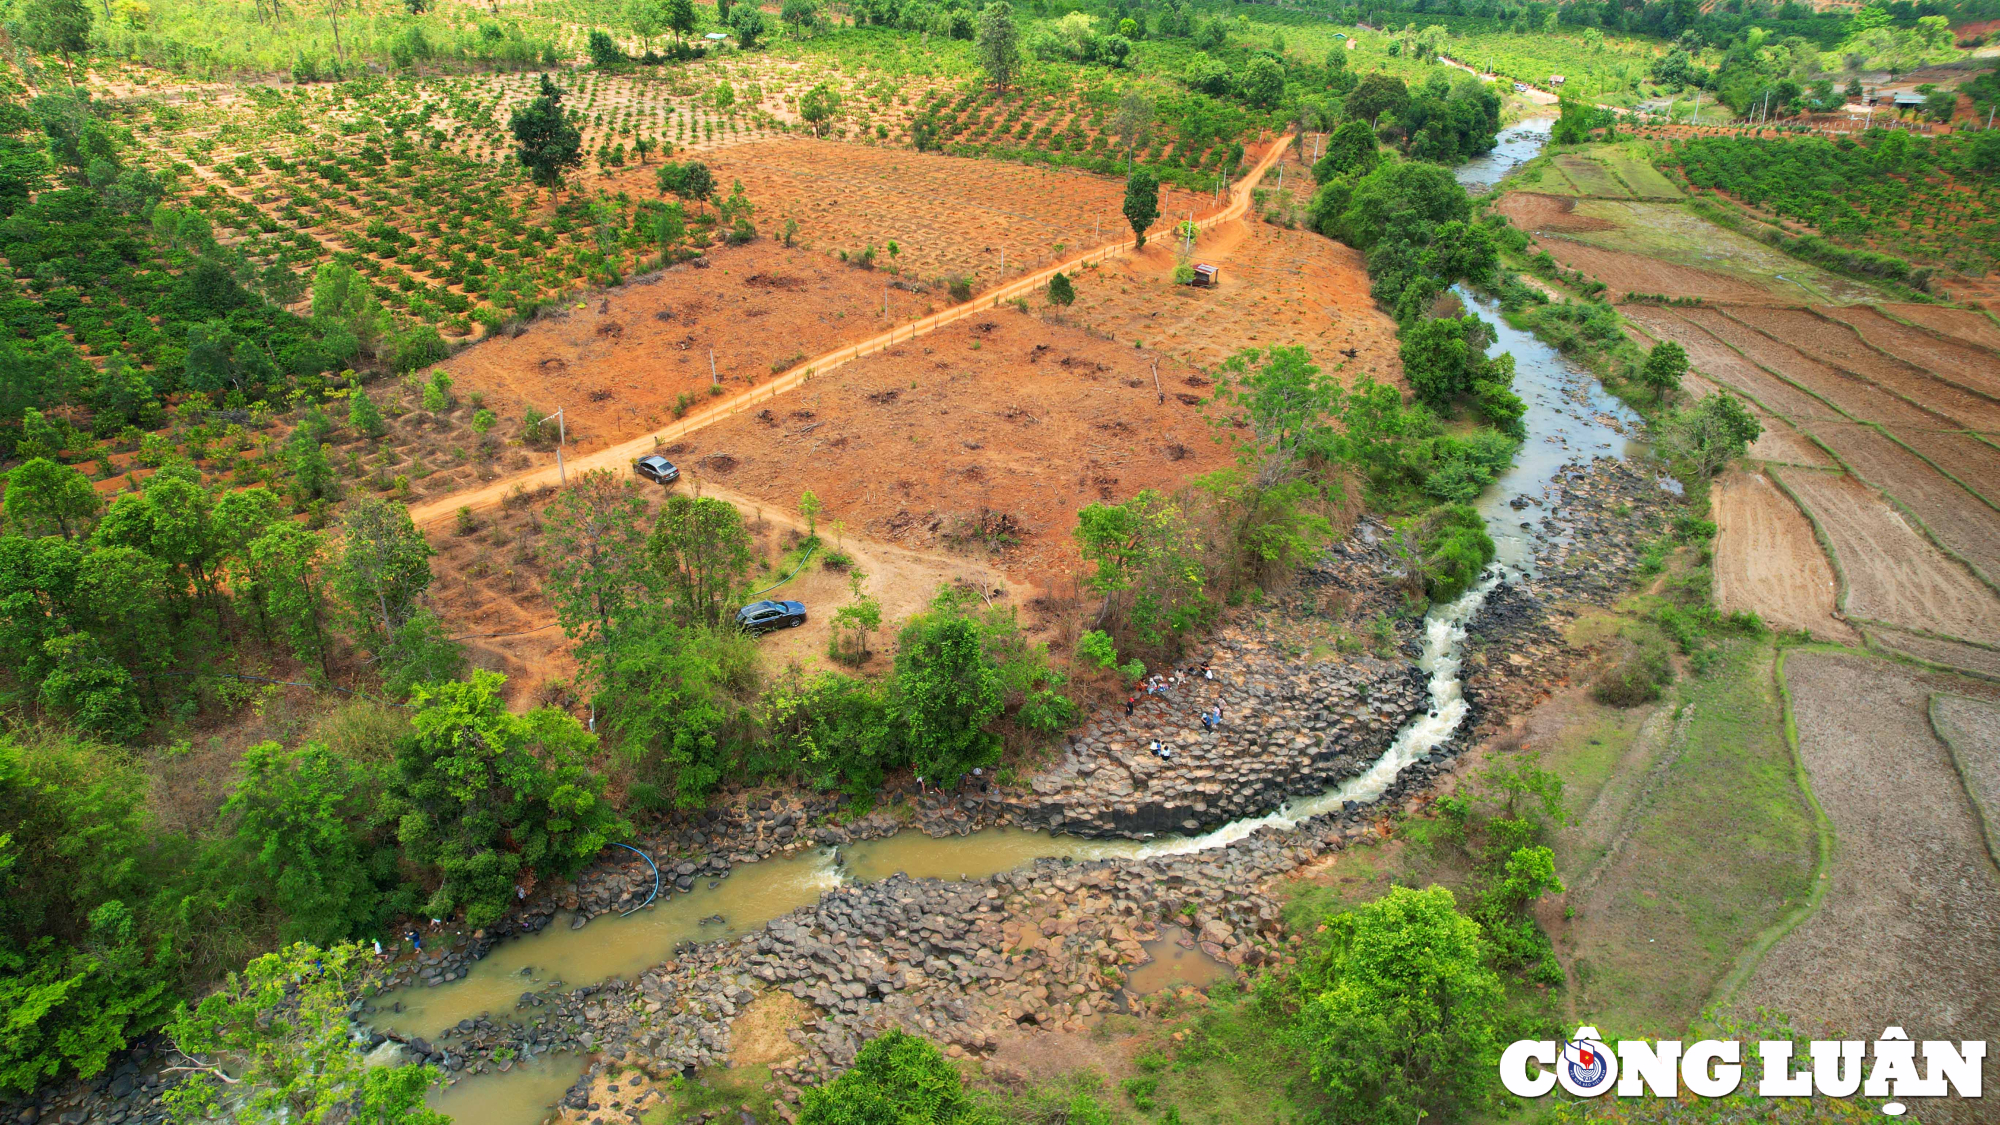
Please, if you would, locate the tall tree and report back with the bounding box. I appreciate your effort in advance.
[385,671,624,924]
[891,601,1003,785]
[1123,166,1160,248]
[162,943,449,1125]
[1639,340,1688,405]
[975,1,1021,91]
[245,522,332,680]
[542,470,659,685]
[510,75,583,193]
[5,458,99,540]
[20,0,92,86]
[648,494,752,629]
[329,498,433,647]
[222,742,391,945]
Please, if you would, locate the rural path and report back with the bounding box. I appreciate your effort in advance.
[407,135,1295,528]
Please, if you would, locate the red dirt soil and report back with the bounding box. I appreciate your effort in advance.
[441,241,940,457]
[1533,235,1780,304]
[672,308,1242,585]
[595,136,1219,292]
[1724,307,2000,435]
[1060,217,1404,380]
[1813,304,2000,402]
[1493,192,1619,233]
[1710,469,1856,643]
[1881,303,2000,354]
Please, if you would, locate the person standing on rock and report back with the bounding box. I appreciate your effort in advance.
[1125,696,1136,717]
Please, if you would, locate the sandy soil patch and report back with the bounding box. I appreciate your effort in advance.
[1711,470,1856,643]
[1930,693,2000,861]
[593,136,1217,291]
[1882,303,2000,354]
[1059,217,1404,378]
[1494,191,1618,232]
[1774,467,2000,648]
[439,241,937,460]
[1818,303,2000,401]
[678,309,1239,587]
[731,991,810,1068]
[1537,236,1776,303]
[1734,652,2000,1125]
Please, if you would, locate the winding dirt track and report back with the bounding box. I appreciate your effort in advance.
[409,137,1293,528]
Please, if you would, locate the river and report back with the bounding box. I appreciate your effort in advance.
[398,123,1662,1124]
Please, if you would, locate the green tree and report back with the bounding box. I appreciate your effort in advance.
[330,498,434,647]
[780,0,818,36]
[245,522,332,679]
[727,3,768,47]
[162,942,449,1125]
[223,742,397,945]
[346,387,385,437]
[975,1,1021,91]
[649,493,753,629]
[1123,166,1160,248]
[310,262,388,362]
[1345,71,1408,126]
[1074,491,1212,650]
[800,83,842,137]
[1293,885,1504,1125]
[542,470,660,686]
[5,458,100,540]
[21,0,92,86]
[892,598,1003,785]
[587,28,626,68]
[387,671,624,925]
[1314,118,1380,182]
[661,0,695,42]
[1658,391,1762,478]
[658,160,715,214]
[798,1029,979,1125]
[1046,271,1075,305]
[511,74,584,193]
[1639,340,1687,405]
[1405,502,1493,602]
[602,624,758,808]
[0,734,174,1093]
[1239,53,1286,109]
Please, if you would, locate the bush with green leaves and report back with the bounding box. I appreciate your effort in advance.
[1407,502,1495,603]
[798,1029,980,1125]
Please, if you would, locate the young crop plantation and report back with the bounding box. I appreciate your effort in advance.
[1665,130,2000,275]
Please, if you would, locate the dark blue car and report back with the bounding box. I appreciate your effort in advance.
[735,599,806,634]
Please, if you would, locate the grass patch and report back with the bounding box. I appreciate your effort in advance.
[1564,634,1814,1039]
[641,1063,779,1124]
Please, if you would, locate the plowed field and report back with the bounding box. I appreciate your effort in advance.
[673,309,1242,584]
[1725,307,2000,435]
[1734,652,2000,1125]
[1711,470,1854,643]
[1492,192,1618,233]
[1817,304,2000,401]
[1883,303,2000,354]
[1774,467,2000,646]
[1536,236,1774,303]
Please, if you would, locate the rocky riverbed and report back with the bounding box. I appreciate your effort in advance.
[6,451,1681,1125]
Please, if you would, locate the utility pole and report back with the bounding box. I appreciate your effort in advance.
[708,347,717,385]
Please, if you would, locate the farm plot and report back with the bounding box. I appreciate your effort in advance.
[1551,154,1631,199]
[1534,236,1774,304]
[1774,467,2000,649]
[672,309,1240,586]
[1710,470,1854,644]
[1874,629,2000,682]
[1722,307,2000,436]
[1814,304,2000,402]
[1930,693,2000,861]
[596,135,1217,289]
[431,240,938,464]
[1057,219,1404,378]
[1555,200,1883,305]
[1881,303,2000,354]
[1492,192,1618,233]
[1677,307,2000,510]
[1734,651,2000,1125]
[1621,307,1847,425]
[1596,148,1682,201]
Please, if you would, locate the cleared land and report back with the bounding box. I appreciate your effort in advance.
[1492,191,1618,233]
[1726,306,2000,436]
[1060,217,1405,377]
[1710,470,1856,643]
[1735,652,2000,1125]
[1883,303,2000,354]
[1815,303,2000,401]
[597,135,1219,290]
[680,309,1241,585]
[1773,467,2000,648]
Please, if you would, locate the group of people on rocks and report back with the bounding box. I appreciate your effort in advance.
[1121,662,1225,761]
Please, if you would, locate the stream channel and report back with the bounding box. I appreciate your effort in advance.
[394,127,1654,1125]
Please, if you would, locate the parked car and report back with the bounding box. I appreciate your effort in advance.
[634,454,680,484]
[735,599,807,634]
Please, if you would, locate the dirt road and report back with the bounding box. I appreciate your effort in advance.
[408,136,1294,529]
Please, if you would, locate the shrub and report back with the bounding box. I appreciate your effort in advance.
[1076,629,1118,669]
[1591,647,1672,706]
[1413,503,1494,602]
